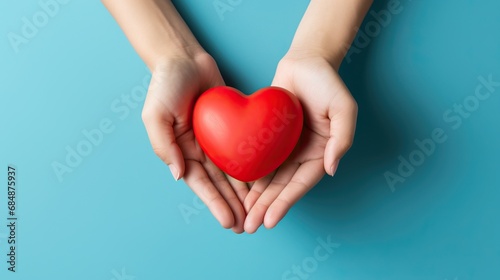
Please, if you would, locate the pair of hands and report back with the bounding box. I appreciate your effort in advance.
[142,49,357,234]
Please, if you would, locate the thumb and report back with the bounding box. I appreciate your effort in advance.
[142,101,185,180]
[324,93,358,176]
[140,63,191,181]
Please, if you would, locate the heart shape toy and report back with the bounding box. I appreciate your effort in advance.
[193,86,303,182]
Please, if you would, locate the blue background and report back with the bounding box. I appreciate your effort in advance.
[1,0,499,279]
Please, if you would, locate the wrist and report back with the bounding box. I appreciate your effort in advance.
[288,0,373,71]
[103,0,204,70]
[139,11,204,70]
[150,44,206,68]
[284,45,343,71]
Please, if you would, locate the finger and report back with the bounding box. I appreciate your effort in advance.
[226,175,250,207]
[264,159,324,229]
[244,163,299,234]
[203,160,246,234]
[243,171,276,213]
[324,92,358,176]
[183,160,234,229]
[142,107,185,180]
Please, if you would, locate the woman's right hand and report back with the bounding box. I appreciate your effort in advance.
[142,50,248,233]
[102,0,247,232]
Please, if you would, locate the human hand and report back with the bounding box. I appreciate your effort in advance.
[102,0,249,232]
[142,51,248,233]
[243,51,358,233]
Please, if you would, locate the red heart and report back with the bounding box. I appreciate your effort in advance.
[193,86,303,182]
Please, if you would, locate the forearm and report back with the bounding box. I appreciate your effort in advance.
[102,0,203,69]
[290,0,373,70]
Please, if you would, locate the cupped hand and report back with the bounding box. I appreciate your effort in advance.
[142,51,248,233]
[243,51,358,233]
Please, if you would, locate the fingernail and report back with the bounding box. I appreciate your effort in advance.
[330,160,339,177]
[168,164,179,181]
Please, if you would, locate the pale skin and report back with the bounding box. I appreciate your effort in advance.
[102,0,373,233]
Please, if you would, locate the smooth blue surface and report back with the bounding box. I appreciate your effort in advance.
[1,0,499,279]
